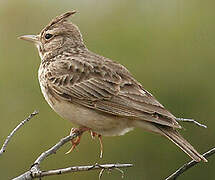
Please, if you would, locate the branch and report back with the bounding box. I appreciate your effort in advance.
[176,118,207,128]
[0,110,38,156]
[13,131,133,180]
[13,163,133,180]
[165,147,215,180]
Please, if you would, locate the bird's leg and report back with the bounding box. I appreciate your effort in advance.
[65,127,90,154]
[98,135,103,158]
[90,131,103,158]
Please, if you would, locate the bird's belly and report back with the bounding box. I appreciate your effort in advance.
[38,78,134,136]
[50,100,134,136]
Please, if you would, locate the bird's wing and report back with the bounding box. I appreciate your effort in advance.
[45,57,180,128]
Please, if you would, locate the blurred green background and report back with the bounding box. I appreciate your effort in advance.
[0,0,214,179]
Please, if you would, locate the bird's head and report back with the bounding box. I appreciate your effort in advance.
[19,11,85,60]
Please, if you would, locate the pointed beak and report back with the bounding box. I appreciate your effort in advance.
[18,35,39,44]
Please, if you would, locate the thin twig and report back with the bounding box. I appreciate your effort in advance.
[99,168,105,180]
[114,167,125,178]
[32,131,82,171]
[165,147,215,180]
[176,118,207,128]
[17,164,132,179]
[0,110,39,156]
[13,131,133,180]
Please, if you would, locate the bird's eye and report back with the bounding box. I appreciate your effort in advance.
[45,33,53,40]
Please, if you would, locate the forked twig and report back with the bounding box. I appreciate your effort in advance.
[165,147,215,180]
[13,163,132,179]
[0,111,132,179]
[97,163,127,179]
[13,132,133,180]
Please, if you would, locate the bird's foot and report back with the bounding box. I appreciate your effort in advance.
[65,127,89,154]
[65,127,103,158]
[90,131,103,158]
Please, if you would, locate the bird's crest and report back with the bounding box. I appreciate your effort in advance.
[43,11,77,31]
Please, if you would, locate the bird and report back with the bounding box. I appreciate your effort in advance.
[19,11,207,162]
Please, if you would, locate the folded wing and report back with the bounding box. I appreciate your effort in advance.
[45,57,181,129]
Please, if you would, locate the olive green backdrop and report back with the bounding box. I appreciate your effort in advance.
[0,0,214,179]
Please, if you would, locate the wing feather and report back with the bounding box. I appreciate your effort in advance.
[46,57,181,128]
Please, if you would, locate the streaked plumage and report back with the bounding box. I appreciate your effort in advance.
[20,11,207,162]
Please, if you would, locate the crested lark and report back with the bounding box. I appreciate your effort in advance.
[19,11,207,162]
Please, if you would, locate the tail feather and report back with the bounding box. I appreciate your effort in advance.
[157,126,207,162]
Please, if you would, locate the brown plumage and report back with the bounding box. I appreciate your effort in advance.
[19,11,207,162]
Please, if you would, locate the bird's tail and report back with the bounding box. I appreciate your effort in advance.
[157,126,207,162]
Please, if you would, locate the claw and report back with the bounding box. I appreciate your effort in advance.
[65,136,81,154]
[90,131,97,139]
[65,127,104,158]
[65,146,75,154]
[65,127,89,155]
